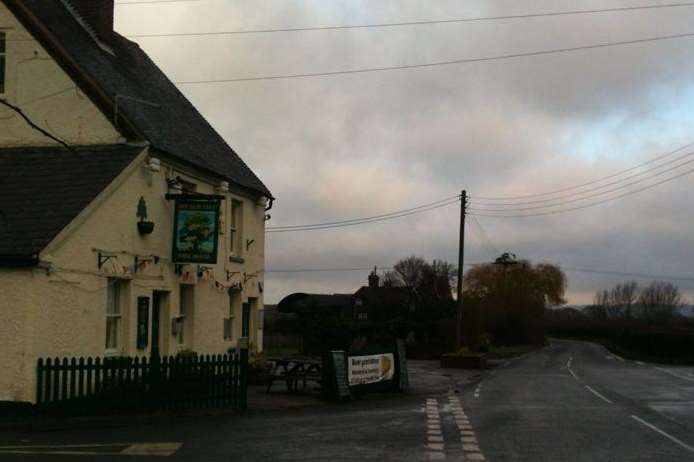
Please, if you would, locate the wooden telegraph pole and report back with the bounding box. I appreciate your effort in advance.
[455,190,467,349]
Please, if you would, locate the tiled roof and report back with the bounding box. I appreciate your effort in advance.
[0,144,144,264]
[5,0,271,198]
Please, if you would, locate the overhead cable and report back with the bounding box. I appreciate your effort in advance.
[468,153,694,212]
[266,195,460,232]
[469,165,694,218]
[175,31,694,84]
[128,3,694,38]
[471,139,694,201]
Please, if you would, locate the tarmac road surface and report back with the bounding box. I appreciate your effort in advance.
[2,341,694,461]
[464,339,694,461]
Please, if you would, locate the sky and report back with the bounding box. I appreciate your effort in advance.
[115,0,694,305]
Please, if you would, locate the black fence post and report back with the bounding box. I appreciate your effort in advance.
[239,340,249,411]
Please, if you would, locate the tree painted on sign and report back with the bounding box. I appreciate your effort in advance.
[178,213,213,253]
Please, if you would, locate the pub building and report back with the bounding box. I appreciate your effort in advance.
[0,0,271,403]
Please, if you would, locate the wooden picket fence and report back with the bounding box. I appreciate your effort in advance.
[36,352,248,415]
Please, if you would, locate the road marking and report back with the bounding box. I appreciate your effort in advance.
[121,443,182,457]
[631,415,694,454]
[654,367,694,383]
[605,355,614,360]
[0,442,182,457]
[635,361,646,366]
[425,398,445,459]
[585,385,614,404]
[613,354,625,362]
[568,368,579,380]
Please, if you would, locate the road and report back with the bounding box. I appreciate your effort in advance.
[465,339,694,461]
[1,340,694,461]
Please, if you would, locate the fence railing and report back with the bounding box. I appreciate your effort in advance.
[36,351,248,414]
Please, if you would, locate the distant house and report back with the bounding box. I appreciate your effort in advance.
[353,269,414,323]
[278,269,413,324]
[0,0,271,403]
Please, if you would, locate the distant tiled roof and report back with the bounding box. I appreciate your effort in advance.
[0,144,143,265]
[354,286,412,307]
[5,0,271,198]
[278,293,354,313]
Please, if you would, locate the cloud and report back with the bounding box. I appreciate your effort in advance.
[115,1,694,304]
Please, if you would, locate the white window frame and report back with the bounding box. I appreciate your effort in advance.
[230,200,244,257]
[105,279,122,354]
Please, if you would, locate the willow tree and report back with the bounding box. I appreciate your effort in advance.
[463,259,566,347]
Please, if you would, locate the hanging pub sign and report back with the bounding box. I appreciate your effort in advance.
[171,196,221,264]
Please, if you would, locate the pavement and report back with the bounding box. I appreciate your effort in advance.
[1,341,693,461]
[0,360,481,461]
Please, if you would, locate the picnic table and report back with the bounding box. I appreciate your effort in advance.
[266,357,322,393]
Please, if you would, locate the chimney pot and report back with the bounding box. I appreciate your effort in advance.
[368,267,379,288]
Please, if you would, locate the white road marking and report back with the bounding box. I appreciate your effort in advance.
[635,361,646,366]
[605,355,614,360]
[462,443,480,452]
[585,385,614,404]
[428,443,445,451]
[654,367,694,383]
[613,354,625,362]
[631,415,694,454]
[461,436,478,444]
[121,443,182,457]
[461,430,475,436]
[428,436,444,443]
[568,368,579,380]
[0,442,182,457]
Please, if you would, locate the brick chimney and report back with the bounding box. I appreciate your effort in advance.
[69,0,115,42]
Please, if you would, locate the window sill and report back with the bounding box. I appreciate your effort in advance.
[229,256,245,264]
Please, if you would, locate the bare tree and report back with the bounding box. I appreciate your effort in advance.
[638,281,686,323]
[382,270,404,288]
[607,281,639,319]
[393,255,428,289]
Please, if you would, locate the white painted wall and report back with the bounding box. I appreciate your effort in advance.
[0,5,267,403]
[0,4,123,146]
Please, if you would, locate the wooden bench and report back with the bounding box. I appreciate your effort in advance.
[266,358,322,393]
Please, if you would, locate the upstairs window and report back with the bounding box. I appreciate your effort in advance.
[0,31,6,95]
[105,279,123,353]
[230,200,243,256]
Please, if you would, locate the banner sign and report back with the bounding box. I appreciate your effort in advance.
[348,353,395,386]
[172,198,220,264]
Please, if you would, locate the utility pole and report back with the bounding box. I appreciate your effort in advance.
[456,190,467,349]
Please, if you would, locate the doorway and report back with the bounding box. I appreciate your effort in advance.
[152,291,168,356]
[241,302,250,338]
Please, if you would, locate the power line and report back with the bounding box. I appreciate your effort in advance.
[266,195,460,233]
[116,0,200,5]
[469,165,694,218]
[264,263,694,284]
[471,140,694,201]
[562,266,694,283]
[175,31,694,84]
[468,152,694,212]
[127,3,694,38]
